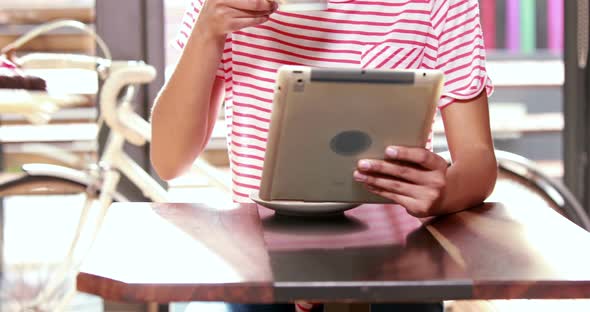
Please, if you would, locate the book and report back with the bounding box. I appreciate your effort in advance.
[481,0,496,49]
[507,0,521,52]
[520,0,536,53]
[495,0,507,50]
[536,0,548,50]
[547,0,564,53]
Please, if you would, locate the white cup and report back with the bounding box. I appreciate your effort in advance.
[276,0,328,11]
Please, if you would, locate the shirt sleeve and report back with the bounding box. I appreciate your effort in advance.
[173,0,228,79]
[430,0,493,109]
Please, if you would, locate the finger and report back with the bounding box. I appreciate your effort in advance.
[385,146,447,171]
[228,15,270,30]
[232,7,276,17]
[365,186,430,217]
[354,171,438,200]
[357,159,433,185]
[223,0,275,12]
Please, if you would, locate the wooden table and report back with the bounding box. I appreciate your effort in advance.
[77,201,590,311]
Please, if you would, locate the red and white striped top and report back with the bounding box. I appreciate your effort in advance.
[175,0,493,203]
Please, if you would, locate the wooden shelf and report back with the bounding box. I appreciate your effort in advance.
[0,8,94,25]
[486,60,564,87]
[0,122,97,143]
[0,32,94,54]
[434,112,563,135]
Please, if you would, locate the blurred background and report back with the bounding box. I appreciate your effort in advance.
[1,0,589,311]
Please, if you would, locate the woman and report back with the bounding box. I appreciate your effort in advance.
[151,0,497,310]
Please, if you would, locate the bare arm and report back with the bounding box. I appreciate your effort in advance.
[151,32,225,180]
[150,0,276,180]
[438,90,497,213]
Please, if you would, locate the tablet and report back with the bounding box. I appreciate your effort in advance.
[259,66,444,203]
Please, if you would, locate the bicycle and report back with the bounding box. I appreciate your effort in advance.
[0,20,231,311]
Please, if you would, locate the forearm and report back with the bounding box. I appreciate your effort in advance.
[439,145,498,214]
[150,28,225,180]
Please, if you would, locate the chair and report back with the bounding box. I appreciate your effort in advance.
[439,150,590,231]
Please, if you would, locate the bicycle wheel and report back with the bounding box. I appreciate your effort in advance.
[0,173,105,312]
[0,173,88,197]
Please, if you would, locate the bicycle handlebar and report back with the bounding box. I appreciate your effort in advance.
[9,51,157,145]
[2,19,112,61]
[99,62,157,146]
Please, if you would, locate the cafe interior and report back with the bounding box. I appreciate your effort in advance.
[2,0,590,311]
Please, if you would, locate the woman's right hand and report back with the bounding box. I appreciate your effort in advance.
[195,0,278,39]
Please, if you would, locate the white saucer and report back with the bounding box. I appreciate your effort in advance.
[250,192,361,216]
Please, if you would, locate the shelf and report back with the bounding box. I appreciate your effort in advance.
[0,8,94,25]
[433,112,563,135]
[0,122,97,143]
[486,59,563,87]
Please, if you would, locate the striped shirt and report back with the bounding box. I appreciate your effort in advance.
[175,0,493,203]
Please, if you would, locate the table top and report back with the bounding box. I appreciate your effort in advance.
[77,201,590,304]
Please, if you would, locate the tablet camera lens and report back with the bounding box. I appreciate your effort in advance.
[294,79,305,92]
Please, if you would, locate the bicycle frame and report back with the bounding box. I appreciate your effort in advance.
[96,61,168,203]
[1,56,229,312]
[11,54,231,202]
[1,20,232,310]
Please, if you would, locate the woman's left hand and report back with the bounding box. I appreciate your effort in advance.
[353,146,449,217]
